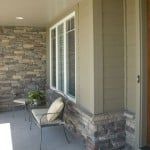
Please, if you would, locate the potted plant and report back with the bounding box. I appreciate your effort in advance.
[27,90,45,106]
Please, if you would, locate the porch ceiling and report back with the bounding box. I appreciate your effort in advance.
[0,0,78,27]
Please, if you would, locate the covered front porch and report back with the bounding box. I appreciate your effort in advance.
[0,109,84,150]
[0,0,148,150]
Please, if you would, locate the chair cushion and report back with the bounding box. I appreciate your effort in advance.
[13,98,27,105]
[31,108,48,124]
[47,97,64,122]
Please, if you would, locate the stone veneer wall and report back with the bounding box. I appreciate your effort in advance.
[124,111,136,150]
[0,26,46,109]
[65,104,126,150]
[46,89,128,150]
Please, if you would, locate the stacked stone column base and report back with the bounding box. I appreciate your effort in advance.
[46,89,136,150]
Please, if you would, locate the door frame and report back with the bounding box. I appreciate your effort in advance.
[135,0,147,148]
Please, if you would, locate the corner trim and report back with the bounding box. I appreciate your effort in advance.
[135,0,147,148]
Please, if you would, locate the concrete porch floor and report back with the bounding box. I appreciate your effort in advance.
[0,110,85,150]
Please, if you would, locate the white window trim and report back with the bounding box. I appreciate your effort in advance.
[49,11,76,103]
[56,26,59,90]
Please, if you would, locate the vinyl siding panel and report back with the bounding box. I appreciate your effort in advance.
[126,0,136,113]
[103,0,124,112]
[77,0,95,113]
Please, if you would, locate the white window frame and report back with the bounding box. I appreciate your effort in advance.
[50,12,76,102]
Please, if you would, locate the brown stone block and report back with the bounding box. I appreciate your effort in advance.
[8,64,17,70]
[27,71,36,75]
[2,39,9,43]
[14,56,22,60]
[22,59,32,64]
[11,81,20,87]
[0,81,11,87]
[14,51,24,55]
[13,75,22,80]
[24,74,36,78]
[7,36,15,39]
[0,75,6,79]
[10,80,18,84]
[42,55,46,60]
[0,66,8,71]
[23,44,34,49]
[0,86,11,91]
[4,55,14,59]
[34,69,41,72]
[14,29,26,33]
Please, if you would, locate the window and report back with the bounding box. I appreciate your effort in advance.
[57,24,64,92]
[50,12,76,101]
[51,29,56,88]
[66,18,75,97]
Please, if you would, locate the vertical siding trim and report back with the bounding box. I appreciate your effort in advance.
[75,4,80,102]
[140,0,147,146]
[93,0,104,114]
[123,0,127,109]
[135,0,143,148]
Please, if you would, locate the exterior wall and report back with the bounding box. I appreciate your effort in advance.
[77,0,95,113]
[79,0,125,113]
[125,0,136,113]
[46,88,137,150]
[47,0,104,114]
[47,0,125,114]
[47,0,96,114]
[93,0,104,114]
[46,89,126,150]
[103,0,124,112]
[46,0,140,149]
[0,26,46,109]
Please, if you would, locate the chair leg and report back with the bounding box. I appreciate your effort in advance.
[12,103,15,118]
[30,118,32,130]
[24,105,26,121]
[8,101,13,118]
[40,127,42,150]
[29,112,31,122]
[62,126,70,144]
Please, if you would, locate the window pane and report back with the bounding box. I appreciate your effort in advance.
[71,17,74,30]
[66,19,75,97]
[50,13,76,100]
[66,19,70,32]
[51,29,56,87]
[57,24,64,91]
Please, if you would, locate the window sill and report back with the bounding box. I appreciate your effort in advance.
[50,87,76,103]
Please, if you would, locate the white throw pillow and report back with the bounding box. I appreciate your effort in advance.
[47,97,64,122]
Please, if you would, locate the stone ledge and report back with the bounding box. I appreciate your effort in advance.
[46,89,137,150]
[124,111,135,120]
[124,111,136,149]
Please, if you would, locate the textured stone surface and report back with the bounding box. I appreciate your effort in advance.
[46,88,138,150]
[124,111,136,150]
[0,26,46,109]
[46,88,127,150]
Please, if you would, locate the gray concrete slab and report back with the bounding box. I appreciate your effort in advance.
[0,110,85,150]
